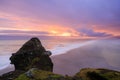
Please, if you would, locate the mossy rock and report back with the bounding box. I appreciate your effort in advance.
[0,70,25,80]
[2,68,120,80]
[74,68,120,80]
[15,68,67,80]
[10,37,53,71]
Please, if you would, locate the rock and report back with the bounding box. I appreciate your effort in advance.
[0,70,25,80]
[43,51,52,56]
[10,37,53,71]
[1,68,120,80]
[25,68,38,79]
[15,69,70,80]
[73,68,120,80]
[15,68,120,80]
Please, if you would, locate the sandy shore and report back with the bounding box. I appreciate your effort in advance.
[0,65,14,75]
[51,40,120,75]
[0,39,120,76]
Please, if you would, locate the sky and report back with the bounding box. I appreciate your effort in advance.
[0,0,120,38]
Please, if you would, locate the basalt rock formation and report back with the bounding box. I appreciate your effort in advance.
[10,37,53,72]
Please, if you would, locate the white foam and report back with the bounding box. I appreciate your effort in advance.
[0,55,11,70]
[51,40,95,56]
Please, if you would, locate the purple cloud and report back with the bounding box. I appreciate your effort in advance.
[0,30,49,36]
[79,28,112,37]
[0,0,120,37]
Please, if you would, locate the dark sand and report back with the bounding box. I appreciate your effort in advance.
[0,40,120,76]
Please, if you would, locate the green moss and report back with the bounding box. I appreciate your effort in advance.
[15,74,30,80]
[32,57,40,63]
[99,70,120,80]
[32,69,63,80]
[74,68,120,80]
[15,69,64,80]
[15,68,120,80]
[25,57,40,70]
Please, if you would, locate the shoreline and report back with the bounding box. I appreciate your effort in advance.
[51,40,95,56]
[0,65,14,75]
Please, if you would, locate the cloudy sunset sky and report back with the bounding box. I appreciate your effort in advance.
[0,0,120,38]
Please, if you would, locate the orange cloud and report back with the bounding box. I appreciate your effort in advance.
[0,12,80,37]
[36,25,79,36]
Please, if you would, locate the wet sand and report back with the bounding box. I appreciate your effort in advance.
[0,65,14,75]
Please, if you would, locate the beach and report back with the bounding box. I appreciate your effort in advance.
[0,39,120,76]
[51,39,120,75]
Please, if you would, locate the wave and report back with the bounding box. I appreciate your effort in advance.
[0,55,11,70]
[51,40,95,56]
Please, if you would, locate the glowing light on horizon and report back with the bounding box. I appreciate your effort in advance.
[61,32,71,37]
[49,31,71,36]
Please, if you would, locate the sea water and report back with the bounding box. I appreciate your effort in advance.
[0,38,90,70]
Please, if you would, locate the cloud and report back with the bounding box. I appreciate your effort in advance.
[0,0,120,37]
[0,30,50,36]
[78,28,112,37]
[92,24,120,36]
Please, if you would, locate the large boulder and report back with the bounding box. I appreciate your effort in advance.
[10,37,53,72]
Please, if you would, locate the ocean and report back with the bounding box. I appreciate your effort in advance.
[0,38,91,70]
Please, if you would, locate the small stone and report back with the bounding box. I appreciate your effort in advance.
[42,51,52,56]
